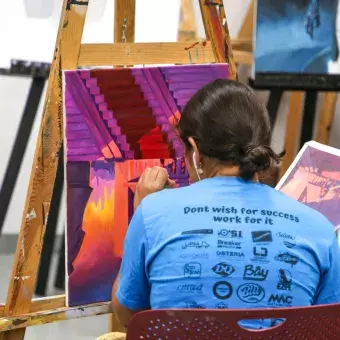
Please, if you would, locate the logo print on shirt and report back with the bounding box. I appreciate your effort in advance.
[217,239,242,249]
[177,284,203,292]
[277,232,296,248]
[274,252,299,268]
[186,301,205,309]
[181,229,213,235]
[251,246,269,263]
[184,262,201,278]
[212,263,235,277]
[251,231,273,243]
[218,230,243,238]
[268,294,293,307]
[216,251,245,260]
[237,283,265,303]
[216,302,228,309]
[277,269,292,291]
[180,253,209,260]
[182,241,209,250]
[243,264,269,281]
[213,281,233,300]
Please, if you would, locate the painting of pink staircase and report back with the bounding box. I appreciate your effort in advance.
[63,64,229,306]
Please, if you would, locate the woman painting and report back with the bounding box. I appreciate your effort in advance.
[111,79,340,329]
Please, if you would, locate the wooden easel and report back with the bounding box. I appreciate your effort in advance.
[0,1,237,339]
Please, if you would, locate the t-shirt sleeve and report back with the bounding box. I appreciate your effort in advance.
[314,230,340,304]
[116,204,150,310]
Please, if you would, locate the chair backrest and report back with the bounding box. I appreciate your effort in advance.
[126,303,340,339]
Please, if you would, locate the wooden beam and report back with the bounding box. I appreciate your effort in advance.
[280,92,305,179]
[178,0,197,41]
[315,93,338,145]
[114,0,136,43]
[0,1,89,339]
[78,42,215,66]
[0,296,65,317]
[199,0,237,79]
[238,0,255,40]
[78,40,251,67]
[0,302,111,332]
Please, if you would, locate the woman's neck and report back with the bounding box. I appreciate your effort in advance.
[205,165,259,182]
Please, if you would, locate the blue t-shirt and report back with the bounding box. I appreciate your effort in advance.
[116,177,340,328]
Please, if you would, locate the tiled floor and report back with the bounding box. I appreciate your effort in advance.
[0,254,110,340]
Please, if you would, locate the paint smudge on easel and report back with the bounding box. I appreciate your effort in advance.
[26,208,36,221]
[14,276,31,281]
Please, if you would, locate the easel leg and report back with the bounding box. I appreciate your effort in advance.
[35,144,64,296]
[109,0,136,332]
[299,90,318,148]
[0,76,45,234]
[1,1,88,339]
[280,92,305,178]
[316,92,338,145]
[266,89,284,128]
[54,229,65,290]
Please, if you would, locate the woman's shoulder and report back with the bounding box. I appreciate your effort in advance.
[266,185,335,234]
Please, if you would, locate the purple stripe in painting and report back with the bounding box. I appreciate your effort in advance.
[212,64,229,79]
[177,97,192,106]
[160,65,221,74]
[86,78,97,88]
[124,151,135,159]
[116,135,126,144]
[98,102,108,111]
[110,127,121,135]
[155,116,168,124]
[94,94,105,104]
[68,154,102,162]
[152,107,163,115]
[89,87,100,95]
[101,110,113,120]
[67,139,97,148]
[139,83,153,94]
[149,68,179,115]
[174,148,185,157]
[163,73,214,83]
[107,119,118,128]
[66,130,92,140]
[67,146,100,156]
[134,69,173,120]
[78,70,91,79]
[65,107,81,115]
[168,81,211,91]
[66,115,86,123]
[66,123,89,131]
[65,72,119,158]
[172,89,197,100]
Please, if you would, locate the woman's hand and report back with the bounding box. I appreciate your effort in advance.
[134,166,177,210]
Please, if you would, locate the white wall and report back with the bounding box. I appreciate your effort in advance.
[1,0,340,234]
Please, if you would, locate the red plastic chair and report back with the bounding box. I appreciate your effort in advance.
[124,303,340,339]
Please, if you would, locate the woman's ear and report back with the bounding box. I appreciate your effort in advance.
[188,137,200,165]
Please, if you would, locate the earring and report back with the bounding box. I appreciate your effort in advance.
[197,164,204,174]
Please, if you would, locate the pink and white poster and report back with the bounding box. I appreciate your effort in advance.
[276,141,340,231]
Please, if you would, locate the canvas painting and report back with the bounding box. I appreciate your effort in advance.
[276,141,340,231]
[63,64,229,306]
[255,0,340,74]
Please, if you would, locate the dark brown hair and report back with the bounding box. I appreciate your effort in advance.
[178,79,283,181]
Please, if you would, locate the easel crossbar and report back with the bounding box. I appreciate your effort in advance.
[78,40,252,67]
[0,299,111,332]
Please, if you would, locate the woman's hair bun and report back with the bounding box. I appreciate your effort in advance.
[239,145,280,180]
